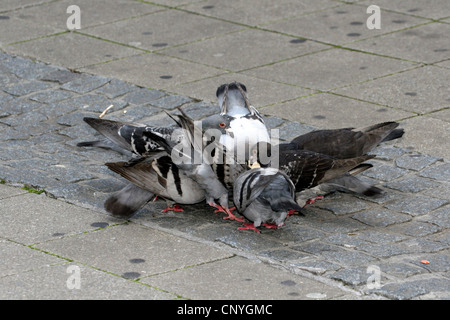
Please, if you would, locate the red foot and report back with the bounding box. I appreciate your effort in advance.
[208,202,244,222]
[287,210,299,217]
[238,222,261,233]
[161,204,184,213]
[302,195,324,208]
[262,223,280,229]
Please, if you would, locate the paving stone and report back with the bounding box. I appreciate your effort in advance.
[266,4,427,45]
[418,206,450,228]
[291,259,341,275]
[94,79,139,99]
[150,94,192,110]
[2,80,54,96]
[419,162,450,182]
[384,176,441,193]
[28,89,74,103]
[180,101,220,120]
[384,196,448,216]
[388,221,441,237]
[330,267,379,287]
[369,146,410,161]
[276,121,315,141]
[122,88,167,105]
[245,48,417,91]
[395,154,443,171]
[408,253,450,273]
[347,23,450,64]
[317,198,371,216]
[362,164,409,182]
[0,55,59,80]
[61,74,111,94]
[371,277,450,300]
[39,69,83,84]
[377,262,427,279]
[352,209,411,227]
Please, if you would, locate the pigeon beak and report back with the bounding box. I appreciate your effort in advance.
[249,160,261,169]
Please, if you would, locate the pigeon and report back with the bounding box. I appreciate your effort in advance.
[143,109,245,222]
[216,82,270,159]
[104,155,206,218]
[233,167,303,233]
[249,142,376,207]
[77,113,234,166]
[281,121,404,159]
[279,121,404,205]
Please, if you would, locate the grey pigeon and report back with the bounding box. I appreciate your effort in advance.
[216,82,270,157]
[77,113,234,166]
[279,121,404,205]
[105,155,206,218]
[233,167,303,233]
[144,109,245,222]
[250,142,376,207]
[281,121,404,159]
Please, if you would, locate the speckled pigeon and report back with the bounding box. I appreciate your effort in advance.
[105,155,206,218]
[279,121,404,205]
[143,109,245,222]
[233,167,303,233]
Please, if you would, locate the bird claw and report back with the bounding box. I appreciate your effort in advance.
[261,223,279,229]
[302,195,324,208]
[238,222,261,233]
[209,203,244,222]
[161,204,184,213]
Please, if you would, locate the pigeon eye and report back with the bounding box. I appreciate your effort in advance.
[219,122,226,128]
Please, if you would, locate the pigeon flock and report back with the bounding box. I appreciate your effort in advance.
[77,82,404,233]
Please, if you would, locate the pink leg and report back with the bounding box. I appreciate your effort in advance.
[238,222,261,233]
[208,202,244,222]
[161,204,184,213]
[302,195,324,208]
[261,223,279,229]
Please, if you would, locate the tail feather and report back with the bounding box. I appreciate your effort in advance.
[104,183,154,218]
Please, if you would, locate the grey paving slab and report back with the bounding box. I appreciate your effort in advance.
[83,9,242,51]
[163,28,329,72]
[142,255,351,300]
[260,92,414,129]
[79,53,226,90]
[266,4,427,45]
[334,66,449,115]
[395,116,450,159]
[183,0,338,26]
[0,0,161,45]
[371,0,450,20]
[0,192,122,245]
[170,73,315,108]
[7,32,144,70]
[0,262,176,300]
[244,47,418,91]
[36,223,234,279]
[0,184,27,200]
[347,22,450,64]
[0,240,66,277]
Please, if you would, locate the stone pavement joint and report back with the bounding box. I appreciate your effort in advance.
[0,0,449,300]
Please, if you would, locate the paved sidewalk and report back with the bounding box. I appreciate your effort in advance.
[0,0,449,300]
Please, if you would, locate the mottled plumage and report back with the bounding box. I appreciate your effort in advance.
[233,167,303,232]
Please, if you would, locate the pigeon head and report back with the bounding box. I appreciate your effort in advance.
[216,82,247,98]
[201,114,233,134]
[216,82,250,117]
